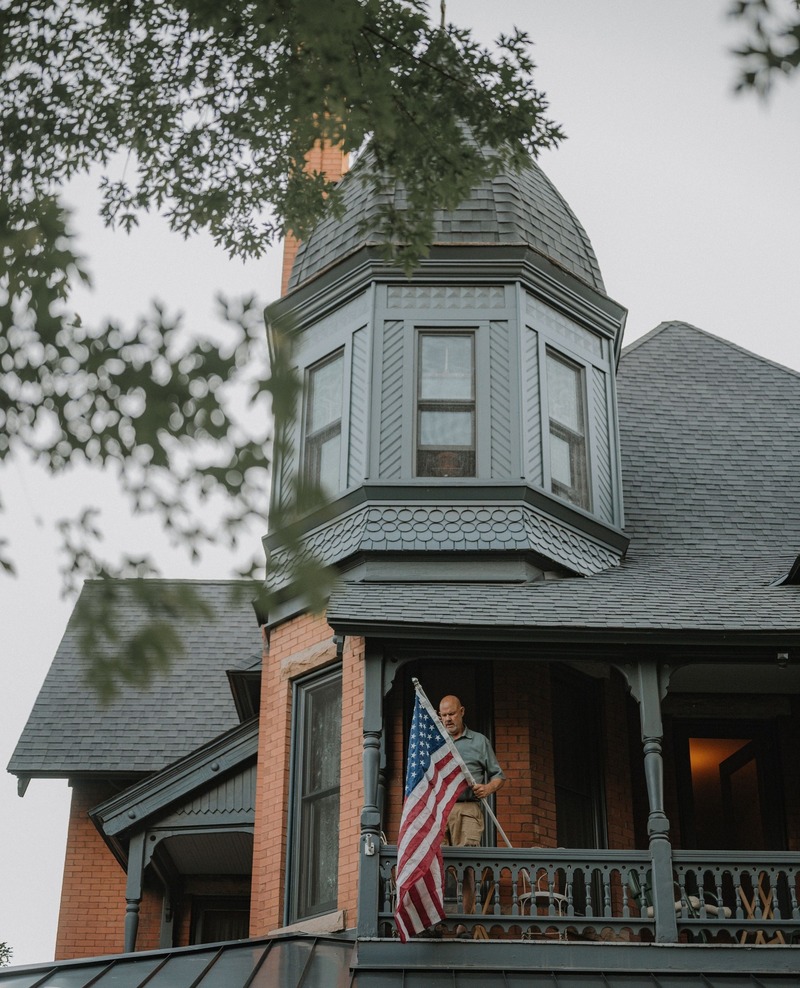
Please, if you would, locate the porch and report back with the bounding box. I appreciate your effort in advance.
[375,847,800,944]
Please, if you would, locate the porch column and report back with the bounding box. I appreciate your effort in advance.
[124,831,146,952]
[625,661,678,943]
[357,647,384,937]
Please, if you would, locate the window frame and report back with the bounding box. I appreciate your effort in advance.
[285,665,343,924]
[302,349,345,496]
[544,347,592,511]
[414,329,477,478]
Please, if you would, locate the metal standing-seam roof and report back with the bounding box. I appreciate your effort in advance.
[8,580,261,780]
[327,322,800,638]
[2,934,800,987]
[288,151,604,293]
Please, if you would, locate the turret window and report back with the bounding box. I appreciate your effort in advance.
[416,332,475,477]
[547,350,590,510]
[304,350,343,494]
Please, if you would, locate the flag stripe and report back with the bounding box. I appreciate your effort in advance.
[394,694,467,941]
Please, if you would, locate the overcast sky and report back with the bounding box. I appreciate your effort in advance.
[2,0,799,967]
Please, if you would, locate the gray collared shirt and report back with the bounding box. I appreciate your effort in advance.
[453,725,504,797]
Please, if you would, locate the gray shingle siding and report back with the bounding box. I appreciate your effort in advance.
[289,158,604,292]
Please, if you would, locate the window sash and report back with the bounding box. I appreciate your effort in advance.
[289,668,342,922]
[304,351,344,494]
[546,350,590,509]
[416,332,476,478]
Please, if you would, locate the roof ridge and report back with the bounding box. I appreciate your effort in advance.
[622,320,800,379]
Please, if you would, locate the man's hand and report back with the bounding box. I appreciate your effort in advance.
[472,778,504,800]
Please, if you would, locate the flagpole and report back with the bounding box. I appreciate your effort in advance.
[412,678,513,849]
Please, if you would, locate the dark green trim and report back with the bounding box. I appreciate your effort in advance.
[269,248,626,373]
[91,718,259,839]
[264,482,629,553]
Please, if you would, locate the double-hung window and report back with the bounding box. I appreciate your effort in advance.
[288,668,342,922]
[546,349,590,510]
[304,351,343,495]
[416,332,476,477]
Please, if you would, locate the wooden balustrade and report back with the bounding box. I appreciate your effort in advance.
[377,846,800,944]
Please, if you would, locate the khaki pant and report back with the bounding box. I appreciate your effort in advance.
[444,801,484,847]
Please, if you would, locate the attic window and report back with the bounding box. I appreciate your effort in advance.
[547,349,590,510]
[416,332,475,477]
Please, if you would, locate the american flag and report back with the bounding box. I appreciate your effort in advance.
[394,693,467,942]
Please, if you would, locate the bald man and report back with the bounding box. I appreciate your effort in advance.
[438,695,505,847]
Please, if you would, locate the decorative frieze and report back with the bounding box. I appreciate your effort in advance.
[387,285,506,309]
[526,292,603,359]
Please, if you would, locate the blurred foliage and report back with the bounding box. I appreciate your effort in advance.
[1,0,563,692]
[730,0,800,93]
[0,942,11,967]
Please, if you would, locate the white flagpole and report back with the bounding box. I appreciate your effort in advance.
[412,677,513,849]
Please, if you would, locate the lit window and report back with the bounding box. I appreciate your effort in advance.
[304,351,343,495]
[547,350,590,510]
[289,668,342,921]
[416,333,475,477]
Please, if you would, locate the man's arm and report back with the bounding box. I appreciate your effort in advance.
[472,735,505,800]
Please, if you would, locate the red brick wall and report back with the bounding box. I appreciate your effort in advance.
[526,664,558,847]
[494,662,537,847]
[383,663,559,849]
[250,611,364,934]
[603,673,636,849]
[56,782,162,959]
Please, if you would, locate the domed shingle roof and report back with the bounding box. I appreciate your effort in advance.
[289,154,604,292]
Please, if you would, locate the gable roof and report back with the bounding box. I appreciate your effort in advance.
[8,580,261,780]
[618,320,800,570]
[91,716,258,841]
[327,322,800,642]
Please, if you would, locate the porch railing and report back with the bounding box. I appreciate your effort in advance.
[377,846,800,944]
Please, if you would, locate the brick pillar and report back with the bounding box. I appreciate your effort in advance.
[603,672,636,849]
[528,665,558,847]
[281,143,350,295]
[493,663,538,848]
[56,782,162,959]
[250,610,364,934]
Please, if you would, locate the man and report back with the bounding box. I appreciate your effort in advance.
[436,695,505,931]
[438,694,505,846]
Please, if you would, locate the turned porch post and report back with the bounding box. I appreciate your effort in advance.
[123,831,146,952]
[625,660,677,943]
[357,647,384,937]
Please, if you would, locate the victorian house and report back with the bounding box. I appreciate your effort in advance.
[6,144,800,987]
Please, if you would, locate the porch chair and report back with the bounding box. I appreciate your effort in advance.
[518,870,569,917]
[628,870,730,939]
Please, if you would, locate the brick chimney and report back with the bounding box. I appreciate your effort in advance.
[281,143,350,295]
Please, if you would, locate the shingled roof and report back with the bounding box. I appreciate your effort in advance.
[288,152,604,293]
[326,322,800,639]
[10,324,800,782]
[8,580,261,780]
